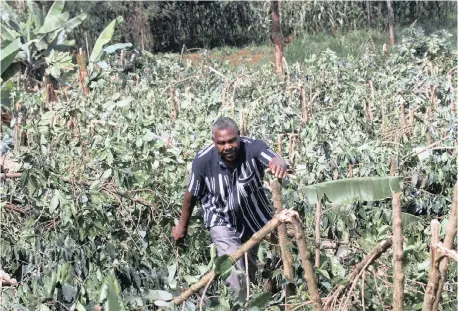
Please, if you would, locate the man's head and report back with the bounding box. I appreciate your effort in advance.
[212,117,240,163]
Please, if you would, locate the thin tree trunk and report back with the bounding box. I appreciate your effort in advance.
[271,0,284,78]
[315,200,322,267]
[271,179,295,306]
[366,1,371,28]
[292,218,323,311]
[392,192,404,311]
[387,0,395,46]
[432,182,458,310]
[423,220,441,311]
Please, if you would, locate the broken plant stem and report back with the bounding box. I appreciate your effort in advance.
[199,275,215,311]
[315,200,322,267]
[172,210,299,305]
[271,179,295,306]
[292,218,323,311]
[392,192,404,311]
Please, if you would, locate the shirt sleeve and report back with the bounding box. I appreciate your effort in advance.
[253,139,280,167]
[187,157,206,198]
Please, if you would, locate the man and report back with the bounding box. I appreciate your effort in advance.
[172,117,288,295]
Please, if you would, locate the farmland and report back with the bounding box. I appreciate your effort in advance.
[0,1,457,311]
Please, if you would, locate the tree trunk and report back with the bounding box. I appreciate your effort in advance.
[423,220,441,311]
[387,0,395,46]
[271,0,284,78]
[433,182,458,310]
[271,179,295,307]
[392,192,404,311]
[292,218,323,311]
[366,1,371,27]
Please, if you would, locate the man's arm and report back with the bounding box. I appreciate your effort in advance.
[172,190,198,242]
[254,139,288,179]
[172,157,205,243]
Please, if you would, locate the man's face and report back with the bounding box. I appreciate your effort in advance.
[213,128,240,163]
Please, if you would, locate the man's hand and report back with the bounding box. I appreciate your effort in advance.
[266,156,288,179]
[172,224,188,244]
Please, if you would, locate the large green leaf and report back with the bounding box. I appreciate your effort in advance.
[37,12,69,34]
[1,38,22,75]
[214,254,235,278]
[89,16,124,63]
[63,13,87,31]
[301,176,403,204]
[0,24,20,41]
[249,293,272,309]
[27,0,44,29]
[144,290,173,301]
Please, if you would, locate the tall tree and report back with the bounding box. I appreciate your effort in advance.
[387,0,395,46]
[271,0,284,78]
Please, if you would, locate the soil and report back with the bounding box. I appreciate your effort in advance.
[182,48,269,67]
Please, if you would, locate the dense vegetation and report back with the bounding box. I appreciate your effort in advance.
[1,1,457,311]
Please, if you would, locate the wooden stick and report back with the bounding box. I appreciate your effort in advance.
[315,200,322,267]
[422,220,441,311]
[271,179,295,305]
[0,172,22,180]
[292,218,323,311]
[172,210,296,305]
[277,134,283,155]
[392,192,404,311]
[170,81,177,121]
[448,72,456,114]
[301,85,308,123]
[433,182,458,310]
[367,81,374,122]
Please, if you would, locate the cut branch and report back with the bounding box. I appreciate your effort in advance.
[172,210,298,305]
[392,192,404,311]
[315,200,322,267]
[271,179,295,304]
[422,220,441,311]
[292,218,323,311]
[325,237,393,309]
[0,172,22,180]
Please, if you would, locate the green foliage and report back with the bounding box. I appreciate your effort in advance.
[0,0,86,83]
[1,22,457,311]
[301,176,403,204]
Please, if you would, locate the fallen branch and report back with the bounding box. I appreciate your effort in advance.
[0,172,22,180]
[172,210,300,305]
[325,238,393,309]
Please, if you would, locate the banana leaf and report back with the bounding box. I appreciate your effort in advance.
[27,0,44,29]
[1,24,20,42]
[301,176,403,204]
[89,16,124,63]
[1,38,22,75]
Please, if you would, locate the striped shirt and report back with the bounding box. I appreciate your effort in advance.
[187,136,279,239]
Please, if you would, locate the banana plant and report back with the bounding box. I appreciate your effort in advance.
[0,0,87,83]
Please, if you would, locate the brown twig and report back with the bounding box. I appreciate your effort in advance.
[0,172,22,180]
[199,274,214,311]
[315,200,322,267]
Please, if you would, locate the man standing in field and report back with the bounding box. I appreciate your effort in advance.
[172,116,288,295]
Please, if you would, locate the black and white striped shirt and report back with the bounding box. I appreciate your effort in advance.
[187,136,279,239]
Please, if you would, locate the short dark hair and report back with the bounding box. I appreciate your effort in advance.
[212,117,239,137]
